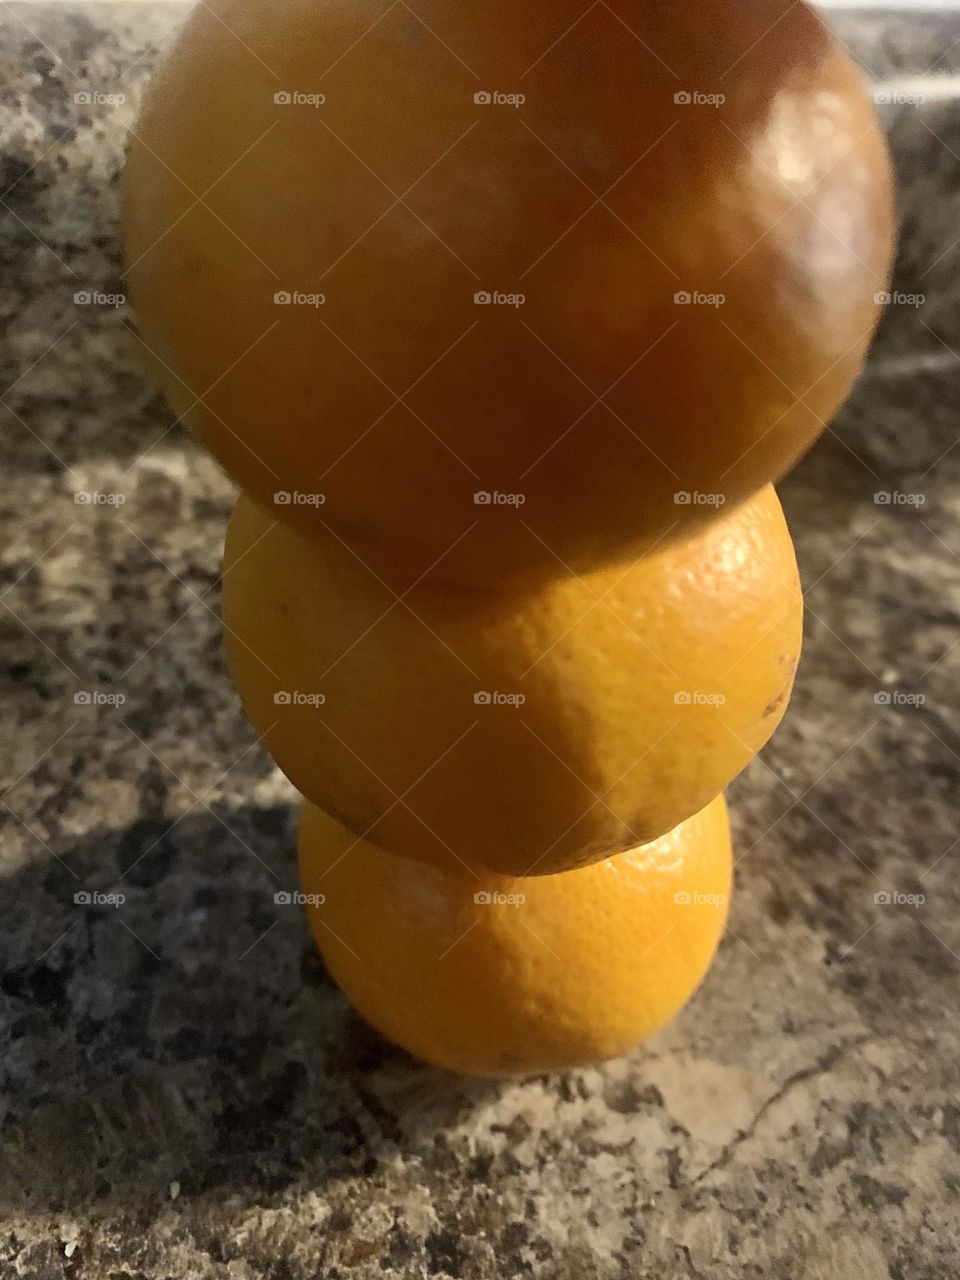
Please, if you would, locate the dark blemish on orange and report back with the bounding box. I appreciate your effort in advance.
[763,686,788,717]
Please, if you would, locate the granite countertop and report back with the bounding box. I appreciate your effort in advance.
[1,4,959,1277]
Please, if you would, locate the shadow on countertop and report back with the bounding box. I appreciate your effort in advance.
[0,802,505,1217]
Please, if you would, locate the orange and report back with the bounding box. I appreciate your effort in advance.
[223,484,800,876]
[298,794,732,1075]
[123,0,893,589]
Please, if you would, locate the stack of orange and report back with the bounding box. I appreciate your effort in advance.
[123,0,893,1075]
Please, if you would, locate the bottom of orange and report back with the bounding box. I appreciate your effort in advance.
[297,796,732,1077]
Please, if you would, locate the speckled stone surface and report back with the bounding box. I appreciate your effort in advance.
[1,5,959,1277]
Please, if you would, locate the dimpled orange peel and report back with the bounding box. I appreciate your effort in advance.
[123,0,893,588]
[222,485,800,877]
[123,0,893,1073]
[298,796,732,1076]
